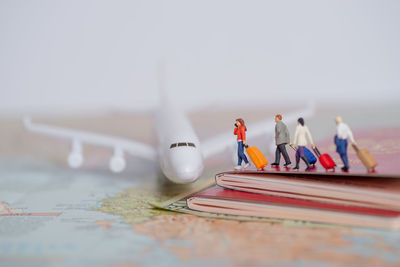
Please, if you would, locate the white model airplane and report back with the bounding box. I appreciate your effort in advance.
[24,98,314,184]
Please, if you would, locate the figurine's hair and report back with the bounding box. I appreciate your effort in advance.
[335,116,343,123]
[275,114,282,120]
[236,118,247,131]
[298,117,304,126]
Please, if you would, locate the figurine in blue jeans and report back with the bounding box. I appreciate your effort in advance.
[233,118,250,170]
[334,116,356,172]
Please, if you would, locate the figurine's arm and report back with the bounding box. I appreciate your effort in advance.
[347,126,355,143]
[305,126,315,147]
[292,126,299,146]
[241,127,247,144]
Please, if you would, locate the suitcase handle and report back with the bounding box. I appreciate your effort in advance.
[289,144,297,151]
[244,144,249,149]
[352,143,360,152]
[312,146,321,157]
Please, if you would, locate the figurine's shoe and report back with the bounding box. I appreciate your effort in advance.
[271,163,279,166]
[305,166,312,171]
[243,163,250,169]
[283,162,291,167]
[341,167,349,172]
[292,166,299,170]
[234,165,242,170]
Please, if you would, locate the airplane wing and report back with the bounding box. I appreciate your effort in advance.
[201,103,315,159]
[23,117,157,172]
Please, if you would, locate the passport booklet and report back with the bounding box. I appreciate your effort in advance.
[215,171,400,210]
[187,184,400,229]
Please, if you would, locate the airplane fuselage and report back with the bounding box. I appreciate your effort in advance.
[154,102,204,183]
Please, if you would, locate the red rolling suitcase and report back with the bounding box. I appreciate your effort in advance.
[313,147,336,170]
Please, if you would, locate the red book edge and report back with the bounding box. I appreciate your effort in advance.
[192,185,400,218]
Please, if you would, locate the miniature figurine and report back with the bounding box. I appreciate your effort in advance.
[291,117,315,171]
[234,118,250,170]
[271,114,291,167]
[334,116,356,172]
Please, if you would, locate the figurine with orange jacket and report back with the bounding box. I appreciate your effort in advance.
[233,118,250,170]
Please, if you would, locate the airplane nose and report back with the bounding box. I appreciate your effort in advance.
[176,170,201,183]
[169,149,204,183]
[175,160,204,183]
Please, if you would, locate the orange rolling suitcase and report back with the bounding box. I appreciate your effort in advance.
[245,145,268,170]
[352,144,378,171]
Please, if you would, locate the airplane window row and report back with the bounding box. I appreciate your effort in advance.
[170,142,196,149]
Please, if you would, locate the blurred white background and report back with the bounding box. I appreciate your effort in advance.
[1,0,400,115]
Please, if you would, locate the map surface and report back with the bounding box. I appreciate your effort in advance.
[1,104,400,266]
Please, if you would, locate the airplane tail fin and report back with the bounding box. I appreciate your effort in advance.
[305,100,316,118]
[157,59,168,106]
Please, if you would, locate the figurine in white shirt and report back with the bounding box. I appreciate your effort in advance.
[291,118,315,171]
[334,116,356,171]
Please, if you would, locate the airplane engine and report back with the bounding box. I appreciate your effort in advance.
[109,148,126,173]
[68,140,83,168]
[68,152,83,168]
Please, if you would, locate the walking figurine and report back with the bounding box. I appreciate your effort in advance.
[271,114,291,167]
[233,118,250,170]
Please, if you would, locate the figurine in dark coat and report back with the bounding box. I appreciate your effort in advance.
[271,114,291,167]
